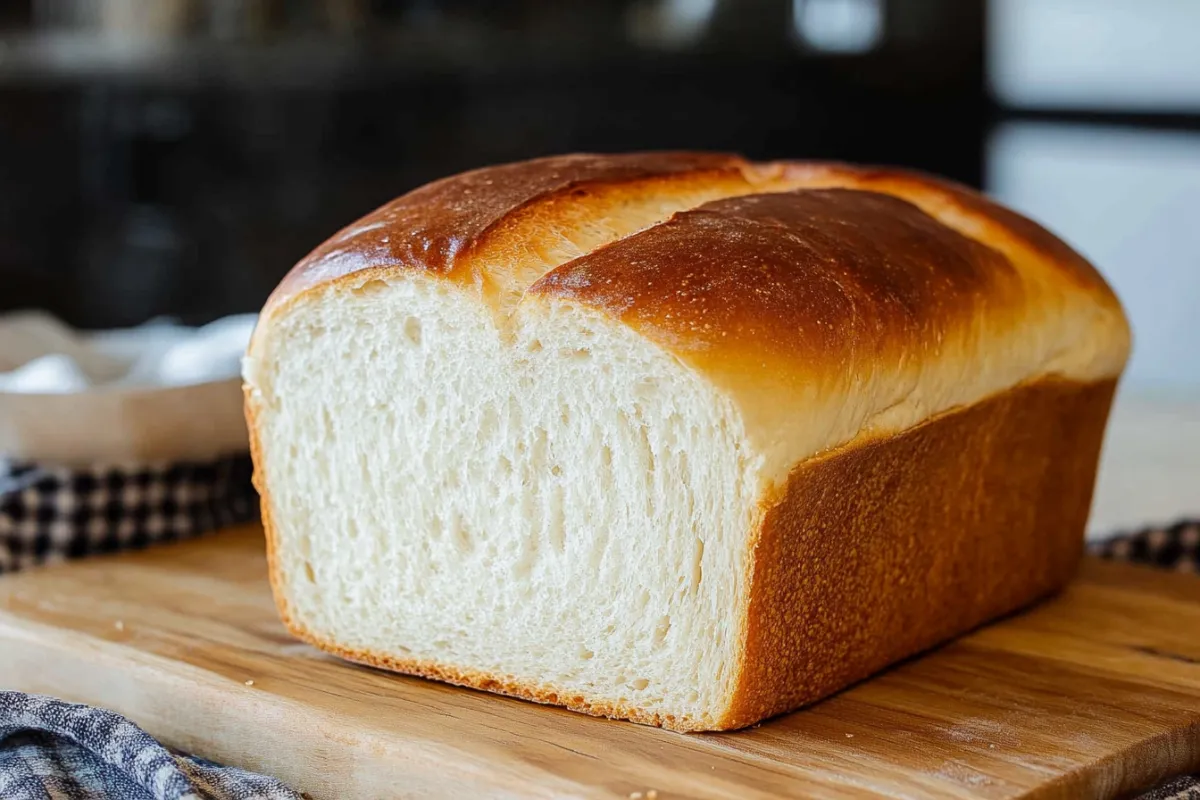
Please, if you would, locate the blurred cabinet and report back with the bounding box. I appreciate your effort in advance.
[1,0,985,327]
[985,0,1200,393]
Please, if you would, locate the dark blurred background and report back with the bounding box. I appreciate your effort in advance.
[0,0,1196,390]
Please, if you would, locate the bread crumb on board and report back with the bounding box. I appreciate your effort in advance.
[244,679,255,686]
[628,792,659,800]
[113,620,124,631]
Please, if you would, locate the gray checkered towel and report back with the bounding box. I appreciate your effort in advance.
[0,692,301,800]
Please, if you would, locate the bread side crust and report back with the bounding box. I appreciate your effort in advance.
[721,375,1117,729]
[246,376,1116,732]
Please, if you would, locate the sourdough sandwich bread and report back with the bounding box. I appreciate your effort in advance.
[243,154,1130,731]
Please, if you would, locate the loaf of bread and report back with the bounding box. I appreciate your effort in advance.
[243,154,1130,731]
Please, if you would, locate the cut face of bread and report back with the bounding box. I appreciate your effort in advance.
[252,279,754,728]
[244,154,1130,731]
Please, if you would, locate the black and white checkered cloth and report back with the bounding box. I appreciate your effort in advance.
[0,454,258,574]
[1089,518,1200,573]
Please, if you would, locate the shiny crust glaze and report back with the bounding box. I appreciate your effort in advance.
[770,161,1119,299]
[263,153,1128,387]
[268,152,745,307]
[530,188,1021,369]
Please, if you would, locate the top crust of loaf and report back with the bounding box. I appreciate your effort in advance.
[532,187,1017,365]
[266,152,746,303]
[254,153,1130,483]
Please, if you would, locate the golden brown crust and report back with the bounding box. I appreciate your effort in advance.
[767,161,1119,300]
[268,154,1125,338]
[266,152,746,310]
[722,376,1117,729]
[529,187,1021,370]
[250,377,1115,732]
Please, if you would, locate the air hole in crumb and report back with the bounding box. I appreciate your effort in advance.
[579,648,594,660]
[415,397,428,416]
[653,614,672,646]
[451,515,474,555]
[531,426,548,464]
[551,465,563,478]
[689,538,705,593]
[527,339,544,353]
[562,347,591,361]
[601,445,613,468]
[433,640,450,650]
[403,317,422,346]
[352,279,389,297]
[303,562,316,583]
[513,545,535,582]
[630,678,649,691]
[636,588,650,610]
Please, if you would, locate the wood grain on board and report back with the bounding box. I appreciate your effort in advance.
[0,524,1198,799]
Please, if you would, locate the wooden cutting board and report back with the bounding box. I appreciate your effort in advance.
[1,525,1199,799]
